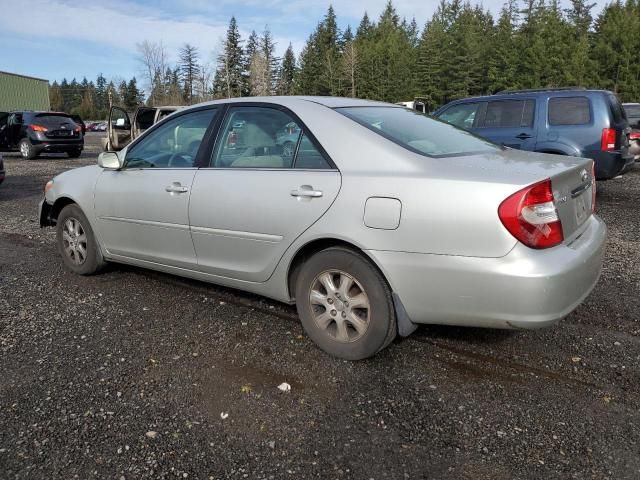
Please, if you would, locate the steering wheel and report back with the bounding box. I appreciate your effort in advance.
[167,152,192,168]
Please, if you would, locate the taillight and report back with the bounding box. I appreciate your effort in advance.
[629,131,640,140]
[30,124,48,132]
[591,160,596,213]
[227,131,237,147]
[498,178,564,249]
[601,128,616,151]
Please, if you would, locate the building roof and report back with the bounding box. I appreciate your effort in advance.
[0,70,49,83]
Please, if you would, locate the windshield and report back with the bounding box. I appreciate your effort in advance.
[336,106,499,157]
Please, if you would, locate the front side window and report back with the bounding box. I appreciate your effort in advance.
[482,100,535,128]
[212,106,330,169]
[125,108,216,169]
[437,102,480,130]
[548,97,591,126]
[337,106,498,157]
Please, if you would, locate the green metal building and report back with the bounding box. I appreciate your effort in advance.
[0,71,50,111]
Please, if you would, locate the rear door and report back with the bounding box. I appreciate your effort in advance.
[475,99,537,150]
[189,104,341,282]
[107,106,132,151]
[132,107,156,139]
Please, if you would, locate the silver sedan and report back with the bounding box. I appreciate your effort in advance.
[39,97,607,360]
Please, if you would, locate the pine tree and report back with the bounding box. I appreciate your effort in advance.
[179,44,201,103]
[278,43,297,95]
[260,27,279,94]
[215,17,244,98]
[243,30,259,95]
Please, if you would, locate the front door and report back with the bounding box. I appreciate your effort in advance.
[474,99,537,150]
[108,106,132,151]
[95,107,218,268]
[189,105,341,282]
[0,112,8,149]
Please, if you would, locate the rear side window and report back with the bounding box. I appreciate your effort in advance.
[337,106,498,157]
[482,100,534,128]
[548,97,591,125]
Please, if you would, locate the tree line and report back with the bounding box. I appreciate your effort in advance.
[49,0,640,119]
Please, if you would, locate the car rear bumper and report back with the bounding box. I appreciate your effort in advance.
[367,215,607,330]
[591,151,634,179]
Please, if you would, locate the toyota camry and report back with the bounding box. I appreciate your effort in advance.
[39,97,606,360]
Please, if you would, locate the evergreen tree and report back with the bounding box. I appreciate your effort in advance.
[260,27,279,94]
[179,43,201,103]
[243,30,260,95]
[278,43,297,95]
[215,17,244,98]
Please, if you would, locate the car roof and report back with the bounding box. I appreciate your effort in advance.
[195,96,399,110]
[445,89,613,105]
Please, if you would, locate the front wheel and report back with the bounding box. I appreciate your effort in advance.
[56,204,106,275]
[295,247,396,360]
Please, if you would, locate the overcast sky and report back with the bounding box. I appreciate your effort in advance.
[0,0,606,85]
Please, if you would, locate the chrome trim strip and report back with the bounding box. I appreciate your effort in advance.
[190,225,283,243]
[99,216,190,231]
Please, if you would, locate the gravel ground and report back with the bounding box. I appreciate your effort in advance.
[0,135,639,479]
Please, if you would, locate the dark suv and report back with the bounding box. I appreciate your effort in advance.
[433,89,633,180]
[0,111,84,159]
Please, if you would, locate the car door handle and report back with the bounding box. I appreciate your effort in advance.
[165,183,189,194]
[291,186,323,198]
[515,133,532,140]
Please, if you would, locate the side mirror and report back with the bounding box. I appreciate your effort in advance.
[98,151,121,169]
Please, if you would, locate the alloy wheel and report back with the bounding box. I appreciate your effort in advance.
[62,217,88,265]
[309,270,371,343]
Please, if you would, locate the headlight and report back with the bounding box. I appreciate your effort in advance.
[44,180,54,193]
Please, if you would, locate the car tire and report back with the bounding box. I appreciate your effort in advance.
[56,204,106,275]
[18,138,37,160]
[295,246,397,360]
[67,148,82,158]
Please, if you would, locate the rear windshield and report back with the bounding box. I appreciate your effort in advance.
[337,107,498,157]
[34,113,77,128]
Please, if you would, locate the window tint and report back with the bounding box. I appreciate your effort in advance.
[295,134,331,169]
[337,107,498,157]
[212,107,303,168]
[483,100,534,128]
[438,103,480,130]
[548,97,591,126]
[125,108,216,169]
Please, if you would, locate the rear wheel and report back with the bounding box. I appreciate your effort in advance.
[67,148,82,158]
[56,204,106,275]
[18,139,37,159]
[295,247,396,360]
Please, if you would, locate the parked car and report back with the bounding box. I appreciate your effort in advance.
[433,88,634,180]
[95,122,107,132]
[622,102,640,128]
[0,111,84,159]
[105,105,183,151]
[0,154,5,186]
[39,97,606,360]
[623,103,640,161]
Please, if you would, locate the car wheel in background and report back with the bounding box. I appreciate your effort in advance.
[295,246,397,360]
[67,148,82,158]
[56,204,106,275]
[18,139,37,160]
